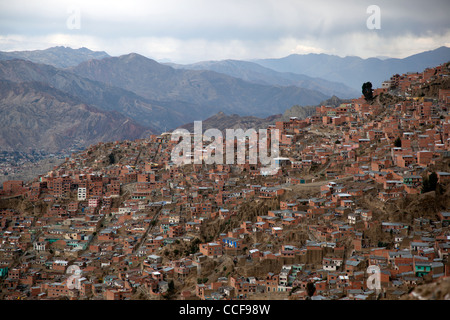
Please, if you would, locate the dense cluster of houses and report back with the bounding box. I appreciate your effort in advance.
[0,63,449,300]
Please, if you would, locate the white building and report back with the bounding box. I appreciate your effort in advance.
[77,187,87,201]
[33,241,47,252]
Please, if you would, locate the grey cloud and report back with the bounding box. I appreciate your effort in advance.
[0,0,449,62]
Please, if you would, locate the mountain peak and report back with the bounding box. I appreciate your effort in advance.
[0,46,110,68]
[118,52,161,65]
[122,52,145,59]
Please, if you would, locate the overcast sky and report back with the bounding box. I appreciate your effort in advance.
[0,0,449,63]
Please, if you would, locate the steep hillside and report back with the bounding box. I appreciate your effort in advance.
[0,59,186,132]
[0,80,150,153]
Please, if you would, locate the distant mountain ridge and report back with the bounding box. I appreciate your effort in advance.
[253,46,450,90]
[69,53,329,118]
[167,59,359,98]
[0,46,110,68]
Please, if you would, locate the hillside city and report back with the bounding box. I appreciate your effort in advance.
[0,61,450,301]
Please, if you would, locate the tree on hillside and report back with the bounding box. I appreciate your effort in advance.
[305,282,316,299]
[362,82,374,101]
[422,172,438,193]
[108,152,116,165]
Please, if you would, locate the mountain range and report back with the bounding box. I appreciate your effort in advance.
[0,58,191,133]
[253,46,450,90]
[0,46,110,68]
[68,53,328,118]
[167,59,359,98]
[0,50,328,153]
[0,45,448,154]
